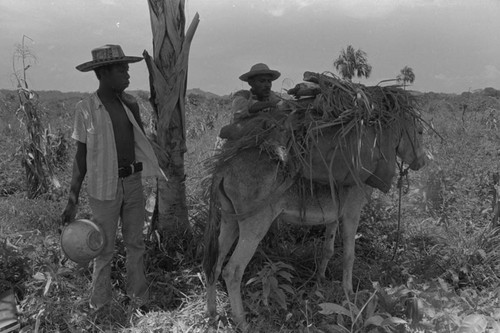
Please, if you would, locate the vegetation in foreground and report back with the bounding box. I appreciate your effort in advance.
[1,87,500,332]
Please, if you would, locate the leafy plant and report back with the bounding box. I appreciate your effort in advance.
[0,240,30,294]
[319,286,407,333]
[246,259,295,310]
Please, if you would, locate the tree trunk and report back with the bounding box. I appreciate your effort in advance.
[144,0,199,238]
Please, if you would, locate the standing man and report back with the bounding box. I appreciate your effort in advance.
[61,44,161,311]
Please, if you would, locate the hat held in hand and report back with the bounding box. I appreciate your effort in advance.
[60,219,105,264]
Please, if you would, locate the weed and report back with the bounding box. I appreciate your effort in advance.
[246,258,295,310]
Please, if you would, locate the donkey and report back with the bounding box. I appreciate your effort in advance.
[203,114,426,330]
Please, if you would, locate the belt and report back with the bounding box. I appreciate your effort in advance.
[118,162,143,178]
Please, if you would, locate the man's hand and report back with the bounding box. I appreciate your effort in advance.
[249,100,280,114]
[268,99,280,108]
[61,202,77,227]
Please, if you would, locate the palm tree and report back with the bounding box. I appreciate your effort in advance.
[334,45,372,81]
[397,66,415,90]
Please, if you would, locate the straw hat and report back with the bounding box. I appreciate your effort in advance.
[76,44,143,72]
[239,63,281,82]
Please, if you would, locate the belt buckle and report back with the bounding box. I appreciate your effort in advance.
[119,162,141,178]
[119,164,131,178]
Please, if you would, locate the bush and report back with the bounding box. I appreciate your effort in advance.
[483,87,500,98]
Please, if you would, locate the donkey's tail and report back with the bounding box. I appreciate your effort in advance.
[202,174,223,284]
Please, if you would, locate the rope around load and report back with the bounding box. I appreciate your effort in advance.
[391,161,410,262]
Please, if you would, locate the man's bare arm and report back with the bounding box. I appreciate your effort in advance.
[61,141,87,225]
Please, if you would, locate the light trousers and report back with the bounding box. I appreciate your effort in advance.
[88,172,148,308]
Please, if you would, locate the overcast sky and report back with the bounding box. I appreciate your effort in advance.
[1,0,499,95]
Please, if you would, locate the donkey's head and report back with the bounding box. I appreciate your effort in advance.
[396,113,426,170]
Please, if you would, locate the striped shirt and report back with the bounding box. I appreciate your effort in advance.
[72,92,161,200]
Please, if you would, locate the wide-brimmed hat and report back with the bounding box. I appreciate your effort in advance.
[76,44,143,72]
[239,63,281,82]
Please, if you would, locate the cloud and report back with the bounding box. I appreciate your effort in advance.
[483,65,500,80]
[333,0,400,19]
[99,0,117,5]
[294,0,316,9]
[330,0,472,19]
[268,6,285,17]
[259,0,315,17]
[197,0,470,19]
[434,73,448,81]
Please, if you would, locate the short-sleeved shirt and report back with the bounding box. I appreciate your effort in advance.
[72,92,161,200]
[231,90,282,123]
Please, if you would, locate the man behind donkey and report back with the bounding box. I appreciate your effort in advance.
[218,63,288,160]
[231,63,282,121]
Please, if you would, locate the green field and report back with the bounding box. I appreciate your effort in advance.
[1,87,500,332]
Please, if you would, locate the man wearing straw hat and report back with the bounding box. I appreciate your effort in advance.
[61,44,161,312]
[217,63,283,146]
[231,63,282,122]
[217,63,288,163]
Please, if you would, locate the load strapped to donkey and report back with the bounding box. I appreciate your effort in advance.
[211,71,425,194]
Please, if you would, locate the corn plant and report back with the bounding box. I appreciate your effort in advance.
[12,35,60,198]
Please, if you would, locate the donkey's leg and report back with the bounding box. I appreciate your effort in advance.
[341,186,368,294]
[207,213,239,318]
[222,211,275,330]
[318,220,339,280]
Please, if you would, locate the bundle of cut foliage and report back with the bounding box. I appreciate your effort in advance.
[299,71,418,123]
[209,111,289,169]
[207,72,422,191]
